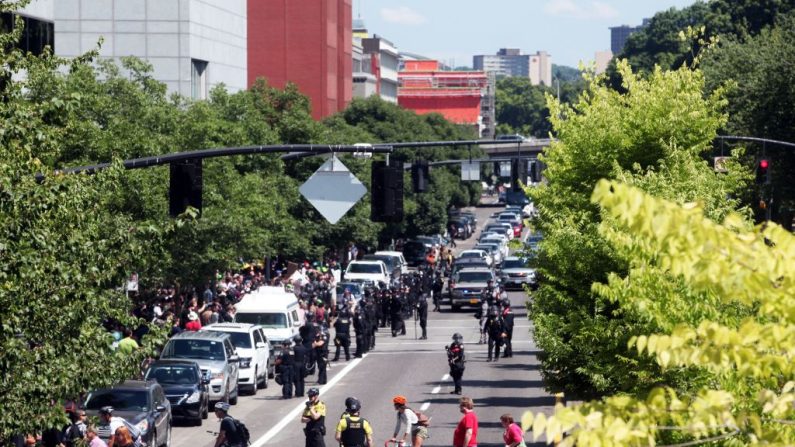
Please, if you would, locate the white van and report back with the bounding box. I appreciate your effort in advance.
[234,286,302,352]
[374,251,409,275]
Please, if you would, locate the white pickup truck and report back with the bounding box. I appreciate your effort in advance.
[344,260,390,286]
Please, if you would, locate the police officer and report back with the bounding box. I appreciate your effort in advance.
[293,335,309,397]
[501,298,515,358]
[389,292,405,337]
[417,293,428,340]
[334,397,374,447]
[485,306,507,362]
[446,333,466,395]
[332,309,352,361]
[313,329,328,385]
[432,272,444,312]
[353,306,367,358]
[365,297,378,350]
[301,388,326,447]
[276,339,294,399]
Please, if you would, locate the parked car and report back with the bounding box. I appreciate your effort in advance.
[83,380,172,447]
[475,243,503,265]
[344,260,390,286]
[479,235,509,258]
[448,268,498,311]
[402,240,430,267]
[145,360,209,426]
[160,331,240,405]
[497,214,523,237]
[374,251,409,275]
[457,249,493,267]
[499,256,538,290]
[202,323,273,394]
[336,281,365,303]
[448,219,471,239]
[362,254,401,279]
[484,223,513,240]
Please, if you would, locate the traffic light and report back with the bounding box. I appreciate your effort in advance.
[511,158,527,191]
[411,160,429,193]
[169,159,203,217]
[756,158,771,184]
[371,161,404,222]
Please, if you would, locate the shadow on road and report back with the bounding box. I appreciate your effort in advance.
[429,395,556,408]
[491,362,541,371]
[461,379,544,389]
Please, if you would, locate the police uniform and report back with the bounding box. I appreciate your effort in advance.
[485,309,507,362]
[417,294,428,339]
[447,341,466,394]
[302,400,327,447]
[277,347,295,398]
[333,313,352,361]
[293,342,309,397]
[335,415,373,447]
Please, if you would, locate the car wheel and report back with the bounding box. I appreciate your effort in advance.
[250,368,258,396]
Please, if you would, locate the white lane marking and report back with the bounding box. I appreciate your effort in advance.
[442,374,450,381]
[431,386,441,394]
[420,402,430,411]
[251,355,366,446]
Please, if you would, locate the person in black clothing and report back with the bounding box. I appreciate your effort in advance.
[379,289,390,327]
[448,223,458,248]
[353,307,367,358]
[293,335,309,397]
[417,293,428,340]
[313,330,328,385]
[213,402,243,447]
[332,309,352,361]
[277,339,295,399]
[389,293,405,337]
[446,333,466,394]
[485,306,507,362]
[432,272,444,312]
[501,298,515,358]
[365,298,378,350]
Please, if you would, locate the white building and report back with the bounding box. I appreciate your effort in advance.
[13,0,247,99]
[529,51,551,87]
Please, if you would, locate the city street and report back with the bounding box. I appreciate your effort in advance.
[171,204,554,447]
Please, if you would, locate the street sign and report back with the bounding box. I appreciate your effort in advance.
[461,161,480,181]
[299,155,367,224]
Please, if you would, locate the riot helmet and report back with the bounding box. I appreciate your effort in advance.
[345,397,361,413]
[452,333,463,343]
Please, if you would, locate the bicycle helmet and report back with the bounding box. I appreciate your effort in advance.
[392,395,407,406]
[345,397,361,412]
[214,401,230,412]
[307,387,320,397]
[452,333,463,343]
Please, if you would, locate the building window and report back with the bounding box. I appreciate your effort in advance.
[191,59,208,100]
[1,12,54,55]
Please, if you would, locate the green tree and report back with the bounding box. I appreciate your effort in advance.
[495,76,584,138]
[701,13,795,228]
[0,7,170,438]
[528,60,749,400]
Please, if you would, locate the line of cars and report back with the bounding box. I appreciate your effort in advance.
[446,206,539,311]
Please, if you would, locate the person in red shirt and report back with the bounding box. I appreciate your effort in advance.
[453,396,478,447]
[184,311,202,331]
[500,413,526,447]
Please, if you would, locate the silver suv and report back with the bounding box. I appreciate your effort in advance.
[160,331,240,405]
[449,267,497,311]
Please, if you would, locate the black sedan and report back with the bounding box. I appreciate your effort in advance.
[145,359,210,426]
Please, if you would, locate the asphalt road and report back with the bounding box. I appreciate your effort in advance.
[171,203,554,447]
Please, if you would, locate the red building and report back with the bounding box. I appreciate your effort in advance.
[398,60,487,129]
[248,0,352,120]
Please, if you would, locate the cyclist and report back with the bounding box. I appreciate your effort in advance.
[390,396,418,446]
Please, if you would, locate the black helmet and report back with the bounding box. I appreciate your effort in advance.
[452,333,463,343]
[307,387,320,397]
[293,335,303,344]
[99,406,114,415]
[345,397,361,412]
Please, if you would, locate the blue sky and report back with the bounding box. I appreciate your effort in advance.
[355,0,698,68]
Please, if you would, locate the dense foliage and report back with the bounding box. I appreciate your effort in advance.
[524,180,795,445]
[495,76,583,138]
[527,60,750,400]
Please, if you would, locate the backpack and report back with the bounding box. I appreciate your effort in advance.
[410,408,431,427]
[232,418,251,446]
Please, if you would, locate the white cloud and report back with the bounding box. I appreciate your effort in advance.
[380,6,427,26]
[544,0,619,20]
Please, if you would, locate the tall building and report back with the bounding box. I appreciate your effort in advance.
[362,35,399,103]
[610,19,649,54]
[11,0,248,100]
[398,60,489,136]
[248,0,352,120]
[473,48,552,86]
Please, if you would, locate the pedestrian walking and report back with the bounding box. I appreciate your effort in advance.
[417,293,428,340]
[453,397,478,447]
[446,333,466,395]
[501,298,515,358]
[334,397,374,447]
[448,223,458,248]
[301,388,327,447]
[212,402,244,447]
[500,414,526,447]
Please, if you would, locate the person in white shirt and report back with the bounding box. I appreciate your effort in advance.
[391,395,417,446]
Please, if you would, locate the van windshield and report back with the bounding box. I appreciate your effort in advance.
[348,263,382,274]
[236,312,288,329]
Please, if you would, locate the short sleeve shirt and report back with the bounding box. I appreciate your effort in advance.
[335,416,373,435]
[302,401,327,419]
[453,410,478,447]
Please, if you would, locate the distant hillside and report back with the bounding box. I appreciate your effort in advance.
[552,64,582,82]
